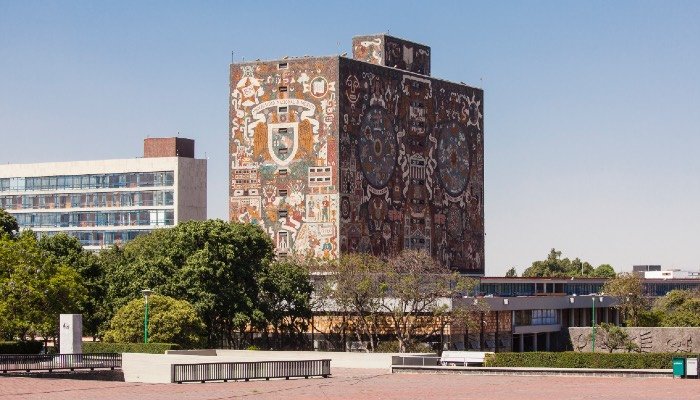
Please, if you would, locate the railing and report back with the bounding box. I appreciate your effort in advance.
[391,356,441,367]
[0,353,121,373]
[171,359,331,384]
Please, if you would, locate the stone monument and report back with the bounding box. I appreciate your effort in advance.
[59,314,83,354]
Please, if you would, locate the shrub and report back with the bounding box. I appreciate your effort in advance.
[484,352,684,369]
[0,341,43,354]
[82,342,180,354]
[103,295,205,349]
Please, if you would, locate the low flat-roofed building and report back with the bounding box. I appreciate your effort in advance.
[644,270,700,279]
[0,137,206,249]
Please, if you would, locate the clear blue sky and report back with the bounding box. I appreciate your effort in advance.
[1,1,699,275]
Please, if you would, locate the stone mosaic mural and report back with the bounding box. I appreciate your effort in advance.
[230,35,484,274]
[230,58,340,258]
[338,58,484,274]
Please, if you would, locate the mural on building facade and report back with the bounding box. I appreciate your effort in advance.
[352,34,431,76]
[230,58,339,258]
[338,59,484,274]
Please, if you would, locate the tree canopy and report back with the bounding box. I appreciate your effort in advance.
[602,272,645,326]
[0,232,86,340]
[256,259,314,348]
[319,253,387,352]
[0,209,19,237]
[522,248,615,278]
[38,233,106,338]
[320,250,481,353]
[103,294,205,348]
[644,290,700,327]
[103,219,275,347]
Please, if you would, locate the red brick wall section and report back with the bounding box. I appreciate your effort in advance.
[144,137,195,158]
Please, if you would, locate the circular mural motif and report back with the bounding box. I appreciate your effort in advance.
[358,107,397,188]
[437,121,470,196]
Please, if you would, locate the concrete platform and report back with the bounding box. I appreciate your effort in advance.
[122,350,418,383]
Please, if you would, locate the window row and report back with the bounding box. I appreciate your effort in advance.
[0,171,175,192]
[13,209,174,228]
[0,190,174,210]
[36,230,150,247]
[514,309,560,326]
[479,283,605,297]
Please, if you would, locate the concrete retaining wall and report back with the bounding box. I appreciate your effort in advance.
[165,349,217,356]
[391,365,672,378]
[569,327,700,353]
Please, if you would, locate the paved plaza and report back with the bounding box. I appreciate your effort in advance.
[1,368,699,400]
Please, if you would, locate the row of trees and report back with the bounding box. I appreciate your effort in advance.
[508,248,700,329]
[3,209,479,352]
[6,206,699,351]
[506,248,616,278]
[1,210,314,348]
[601,272,700,328]
[317,251,483,353]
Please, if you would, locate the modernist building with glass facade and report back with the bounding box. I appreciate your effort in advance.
[0,137,206,249]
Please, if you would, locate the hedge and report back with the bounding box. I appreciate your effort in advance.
[82,342,180,354]
[484,352,689,369]
[0,341,43,354]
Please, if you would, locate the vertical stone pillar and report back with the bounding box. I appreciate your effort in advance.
[519,334,524,352]
[59,314,82,354]
[533,333,538,351]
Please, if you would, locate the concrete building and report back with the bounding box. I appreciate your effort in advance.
[644,270,700,279]
[0,137,206,249]
[632,264,661,276]
[230,34,484,274]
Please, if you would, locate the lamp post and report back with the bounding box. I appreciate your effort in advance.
[141,289,153,344]
[591,295,603,352]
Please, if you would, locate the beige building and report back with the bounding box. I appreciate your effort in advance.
[0,137,206,249]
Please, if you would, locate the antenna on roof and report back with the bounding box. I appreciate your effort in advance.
[231,51,234,64]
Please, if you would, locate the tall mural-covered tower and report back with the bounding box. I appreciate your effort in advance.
[230,34,484,275]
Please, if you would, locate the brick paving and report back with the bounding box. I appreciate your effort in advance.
[1,368,699,400]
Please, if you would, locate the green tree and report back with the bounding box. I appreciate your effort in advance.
[257,259,314,349]
[522,249,571,277]
[103,294,205,348]
[602,272,645,326]
[320,253,386,352]
[38,233,106,339]
[0,232,86,341]
[522,249,614,278]
[653,290,700,327]
[593,264,616,279]
[0,209,19,237]
[103,220,274,347]
[596,322,637,353]
[505,267,517,277]
[380,250,478,353]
